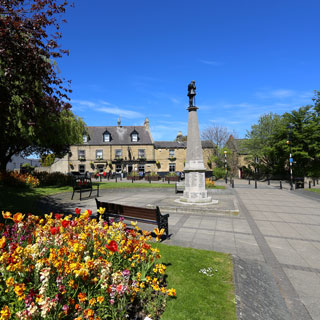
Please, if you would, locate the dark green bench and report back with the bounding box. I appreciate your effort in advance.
[95,199,169,238]
[71,177,99,200]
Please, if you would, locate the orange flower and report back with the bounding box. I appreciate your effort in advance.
[2,211,11,219]
[11,213,25,223]
[0,236,6,249]
[78,292,87,303]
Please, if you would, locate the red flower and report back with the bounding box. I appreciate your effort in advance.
[105,240,118,252]
[87,210,92,216]
[61,220,70,228]
[75,208,81,214]
[55,214,63,220]
[50,226,59,235]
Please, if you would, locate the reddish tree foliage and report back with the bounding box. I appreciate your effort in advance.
[0,0,85,172]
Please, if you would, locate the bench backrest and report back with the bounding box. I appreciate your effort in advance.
[96,199,158,222]
[73,177,92,189]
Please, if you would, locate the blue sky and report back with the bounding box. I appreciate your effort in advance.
[57,0,320,141]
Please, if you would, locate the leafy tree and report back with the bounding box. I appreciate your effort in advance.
[0,0,85,172]
[244,113,286,176]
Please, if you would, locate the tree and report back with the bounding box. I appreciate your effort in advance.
[244,113,286,176]
[201,125,231,151]
[0,0,85,172]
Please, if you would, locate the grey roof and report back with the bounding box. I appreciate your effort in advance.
[154,140,215,149]
[82,126,154,145]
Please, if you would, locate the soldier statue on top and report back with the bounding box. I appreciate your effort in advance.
[187,80,196,108]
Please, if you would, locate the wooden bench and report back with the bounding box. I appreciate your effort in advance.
[71,177,100,200]
[95,199,169,238]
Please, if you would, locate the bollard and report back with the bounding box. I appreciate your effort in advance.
[232,179,234,188]
[313,179,316,187]
[149,176,151,184]
[255,180,257,189]
[132,177,134,183]
[225,177,228,184]
[267,179,270,185]
[309,181,312,189]
[116,176,117,183]
[280,180,282,189]
[248,178,250,185]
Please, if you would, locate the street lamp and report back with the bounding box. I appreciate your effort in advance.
[255,156,259,189]
[287,123,294,190]
[224,150,228,183]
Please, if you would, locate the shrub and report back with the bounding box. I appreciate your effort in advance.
[212,167,225,180]
[166,172,178,177]
[34,172,73,187]
[0,210,175,319]
[128,171,139,177]
[0,171,40,188]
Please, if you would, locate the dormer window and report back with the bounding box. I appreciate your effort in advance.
[103,132,111,142]
[83,134,88,143]
[131,130,138,142]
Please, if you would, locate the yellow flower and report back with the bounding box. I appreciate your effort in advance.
[167,288,176,296]
[97,296,104,304]
[0,305,11,320]
[97,207,106,215]
[130,221,138,227]
[152,284,159,291]
[14,283,26,297]
[5,277,14,287]
[89,298,96,306]
[1,211,11,219]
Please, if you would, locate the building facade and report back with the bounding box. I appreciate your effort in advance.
[52,118,214,176]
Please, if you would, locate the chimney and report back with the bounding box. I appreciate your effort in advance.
[117,117,121,127]
[144,117,149,129]
[176,131,183,142]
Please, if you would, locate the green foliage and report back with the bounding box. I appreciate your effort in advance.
[41,154,56,167]
[213,167,226,180]
[245,94,320,178]
[33,172,73,187]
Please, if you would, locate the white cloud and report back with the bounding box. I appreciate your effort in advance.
[199,60,223,66]
[270,89,295,98]
[71,99,97,108]
[97,107,143,119]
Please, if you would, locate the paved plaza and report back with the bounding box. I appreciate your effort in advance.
[43,179,320,320]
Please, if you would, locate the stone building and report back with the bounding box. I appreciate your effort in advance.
[225,135,250,178]
[50,118,214,176]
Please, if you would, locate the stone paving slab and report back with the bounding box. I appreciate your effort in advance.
[37,182,320,320]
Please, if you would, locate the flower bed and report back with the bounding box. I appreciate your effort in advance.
[0,209,175,319]
[0,172,40,188]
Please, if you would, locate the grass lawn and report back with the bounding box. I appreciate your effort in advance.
[153,243,237,320]
[307,188,320,194]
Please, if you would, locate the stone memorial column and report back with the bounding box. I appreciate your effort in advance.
[181,81,212,203]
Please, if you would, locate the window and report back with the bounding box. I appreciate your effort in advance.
[131,132,138,142]
[97,164,104,173]
[169,149,175,157]
[169,163,176,172]
[138,149,145,159]
[103,132,110,142]
[96,150,103,160]
[79,164,85,174]
[115,149,122,159]
[78,150,85,160]
[138,164,145,174]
